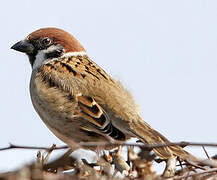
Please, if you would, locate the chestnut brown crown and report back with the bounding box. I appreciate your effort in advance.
[27,27,86,53]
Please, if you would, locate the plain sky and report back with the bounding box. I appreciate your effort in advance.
[1,0,217,172]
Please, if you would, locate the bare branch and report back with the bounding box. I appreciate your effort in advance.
[174,167,217,179]
[163,156,177,177]
[0,143,68,151]
[202,145,210,159]
[2,141,217,152]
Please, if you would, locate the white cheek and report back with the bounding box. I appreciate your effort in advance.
[33,50,46,70]
[33,45,60,70]
[32,46,87,70]
[44,45,60,54]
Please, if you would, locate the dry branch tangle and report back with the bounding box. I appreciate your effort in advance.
[1,141,217,179]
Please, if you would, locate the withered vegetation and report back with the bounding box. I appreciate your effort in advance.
[1,141,217,180]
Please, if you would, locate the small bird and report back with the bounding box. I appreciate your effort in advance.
[11,27,194,161]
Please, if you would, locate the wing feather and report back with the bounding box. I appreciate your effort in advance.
[37,55,125,141]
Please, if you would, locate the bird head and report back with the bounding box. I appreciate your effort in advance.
[11,27,86,68]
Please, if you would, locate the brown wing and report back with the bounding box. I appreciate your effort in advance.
[77,95,125,140]
[37,55,125,140]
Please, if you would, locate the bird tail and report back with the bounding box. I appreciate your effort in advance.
[129,118,197,161]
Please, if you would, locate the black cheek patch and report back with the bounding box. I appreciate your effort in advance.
[46,48,64,59]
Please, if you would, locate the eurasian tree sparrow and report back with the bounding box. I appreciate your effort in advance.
[11,28,195,161]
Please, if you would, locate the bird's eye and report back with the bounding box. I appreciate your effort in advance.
[41,37,52,46]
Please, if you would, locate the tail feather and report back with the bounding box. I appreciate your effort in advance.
[130,119,197,161]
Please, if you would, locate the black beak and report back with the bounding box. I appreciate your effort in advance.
[11,40,34,54]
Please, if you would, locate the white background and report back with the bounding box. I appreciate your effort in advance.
[1,0,217,172]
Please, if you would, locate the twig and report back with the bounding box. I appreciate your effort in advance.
[202,145,210,159]
[2,141,217,152]
[173,167,217,179]
[163,156,177,177]
[43,148,76,171]
[0,143,68,151]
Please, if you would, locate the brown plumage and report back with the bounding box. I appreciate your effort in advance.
[11,27,197,161]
